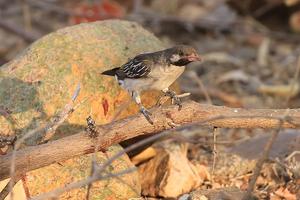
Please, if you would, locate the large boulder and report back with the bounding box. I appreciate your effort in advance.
[0,20,167,199]
[26,145,141,199]
[0,20,164,145]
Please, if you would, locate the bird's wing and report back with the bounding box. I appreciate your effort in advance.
[120,58,151,78]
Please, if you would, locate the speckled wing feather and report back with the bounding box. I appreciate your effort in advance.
[120,57,151,78]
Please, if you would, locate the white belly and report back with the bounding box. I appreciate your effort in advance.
[149,65,185,90]
[120,65,185,93]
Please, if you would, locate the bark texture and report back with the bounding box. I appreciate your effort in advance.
[1,101,300,181]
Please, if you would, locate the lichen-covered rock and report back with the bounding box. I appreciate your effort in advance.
[0,20,164,144]
[0,20,168,199]
[26,145,141,200]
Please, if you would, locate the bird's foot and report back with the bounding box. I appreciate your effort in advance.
[140,107,153,125]
[165,90,182,110]
[156,95,169,107]
[171,96,182,110]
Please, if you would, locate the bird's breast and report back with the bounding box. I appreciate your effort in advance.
[149,65,185,90]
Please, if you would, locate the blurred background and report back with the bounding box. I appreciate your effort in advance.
[1,1,300,199]
[1,0,300,109]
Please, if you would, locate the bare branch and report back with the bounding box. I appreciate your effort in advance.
[1,101,300,181]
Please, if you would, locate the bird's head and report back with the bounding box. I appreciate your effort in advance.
[166,45,201,66]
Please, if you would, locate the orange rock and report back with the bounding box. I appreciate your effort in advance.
[0,20,169,199]
[0,20,164,144]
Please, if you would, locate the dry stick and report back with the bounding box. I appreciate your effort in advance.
[85,114,102,200]
[31,125,209,200]
[285,151,300,161]
[85,157,97,200]
[30,167,137,200]
[103,170,140,197]
[7,83,81,200]
[257,37,270,68]
[100,153,140,197]
[97,120,297,176]
[242,117,284,200]
[187,71,220,182]
[41,83,81,143]
[28,111,296,200]
[30,125,179,200]
[0,115,295,199]
[0,175,21,200]
[181,85,242,107]
[84,98,132,199]
[21,175,31,199]
[84,97,125,199]
[2,101,300,181]
[211,127,218,180]
[187,71,212,104]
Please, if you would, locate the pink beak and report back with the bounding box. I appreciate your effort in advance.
[186,54,201,62]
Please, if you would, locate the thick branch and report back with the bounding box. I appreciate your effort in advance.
[1,101,300,181]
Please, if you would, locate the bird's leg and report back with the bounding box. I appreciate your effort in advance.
[162,88,182,110]
[132,91,153,124]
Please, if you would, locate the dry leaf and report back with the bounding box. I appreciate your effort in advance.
[273,187,297,200]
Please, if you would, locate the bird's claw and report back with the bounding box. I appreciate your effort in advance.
[171,96,182,111]
[140,107,153,124]
[165,90,182,111]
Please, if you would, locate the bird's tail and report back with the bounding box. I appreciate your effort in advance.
[101,68,120,76]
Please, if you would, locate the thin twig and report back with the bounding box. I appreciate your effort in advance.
[21,175,31,199]
[242,113,286,199]
[211,127,218,181]
[257,37,270,67]
[0,175,21,200]
[85,157,97,200]
[8,84,81,200]
[30,167,137,200]
[100,153,140,197]
[28,110,295,200]
[285,151,300,161]
[41,83,81,143]
[187,71,212,104]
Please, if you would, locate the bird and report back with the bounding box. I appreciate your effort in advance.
[101,45,201,124]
